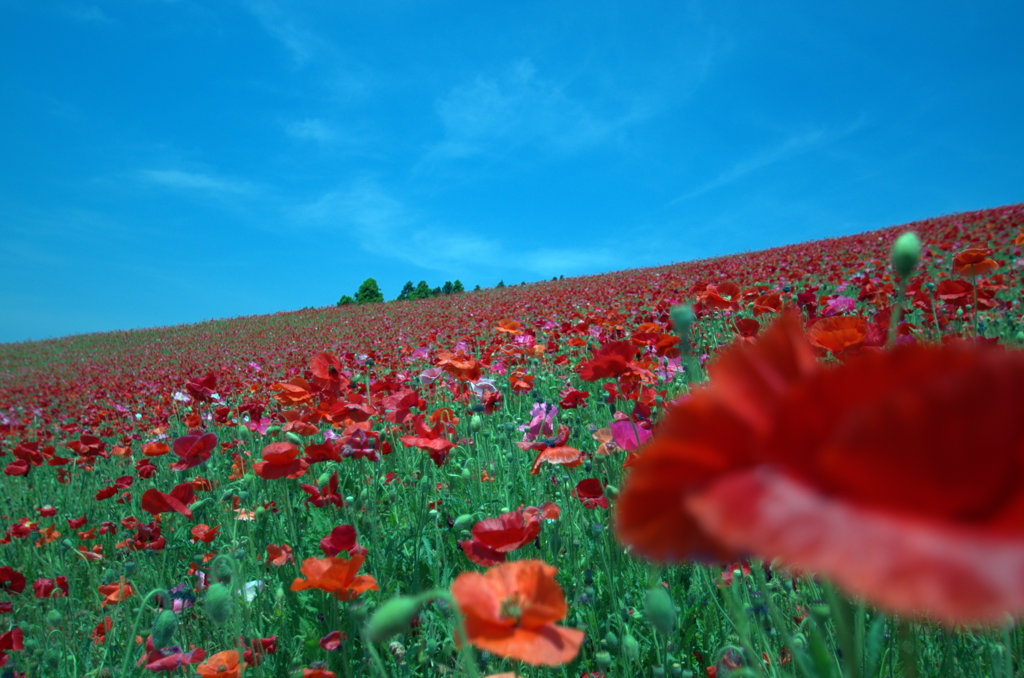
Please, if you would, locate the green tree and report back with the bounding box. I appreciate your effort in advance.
[337,295,355,306]
[355,278,384,304]
[496,280,505,288]
[452,280,465,293]
[442,280,454,295]
[473,284,481,291]
[397,281,415,301]
[431,286,441,296]
[412,280,431,300]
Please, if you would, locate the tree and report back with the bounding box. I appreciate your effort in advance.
[337,295,355,306]
[496,280,505,288]
[452,280,465,293]
[413,280,431,300]
[473,284,481,291]
[355,278,383,305]
[397,281,415,301]
[431,286,441,296]
[442,280,454,295]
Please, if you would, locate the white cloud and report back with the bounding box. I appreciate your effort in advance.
[140,169,255,195]
[430,59,645,160]
[671,119,866,204]
[285,118,336,143]
[294,178,620,277]
[65,4,114,24]
[241,0,325,65]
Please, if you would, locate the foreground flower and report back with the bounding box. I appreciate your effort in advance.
[451,560,583,666]
[195,649,241,677]
[615,311,1024,627]
[290,553,378,601]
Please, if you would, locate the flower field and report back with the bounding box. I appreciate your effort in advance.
[1,203,1023,677]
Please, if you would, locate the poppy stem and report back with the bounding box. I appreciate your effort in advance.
[896,618,918,678]
[822,583,861,678]
[116,587,170,678]
[886,279,909,349]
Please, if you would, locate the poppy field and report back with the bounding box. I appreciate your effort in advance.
[2,203,1024,678]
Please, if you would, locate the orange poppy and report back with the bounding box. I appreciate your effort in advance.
[196,649,242,678]
[98,580,135,607]
[806,316,868,357]
[451,559,584,666]
[952,246,998,276]
[530,446,584,475]
[616,311,1024,627]
[290,553,378,601]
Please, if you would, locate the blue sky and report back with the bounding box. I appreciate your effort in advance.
[2,1,1023,343]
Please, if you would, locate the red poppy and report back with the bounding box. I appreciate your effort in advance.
[952,247,998,276]
[451,559,584,666]
[530,446,584,475]
[190,524,220,543]
[185,373,218,403]
[577,341,637,381]
[319,525,366,557]
[734,317,760,339]
[170,432,217,471]
[0,567,26,594]
[616,311,1024,627]
[141,482,197,518]
[290,553,378,601]
[806,316,868,357]
[572,479,609,509]
[91,617,112,645]
[265,544,293,566]
[253,442,309,480]
[32,576,68,598]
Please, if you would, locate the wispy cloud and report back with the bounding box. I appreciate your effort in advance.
[429,59,648,160]
[140,169,255,195]
[64,4,114,24]
[241,0,325,65]
[670,120,866,204]
[294,178,621,277]
[285,118,337,143]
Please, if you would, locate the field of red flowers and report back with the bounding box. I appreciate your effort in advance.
[1,203,1023,678]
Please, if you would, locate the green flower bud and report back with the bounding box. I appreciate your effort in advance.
[645,586,678,635]
[622,633,640,661]
[151,609,177,649]
[604,484,619,499]
[652,666,666,678]
[891,231,922,280]
[595,650,613,671]
[317,471,332,487]
[45,609,63,627]
[460,467,471,480]
[365,594,427,643]
[603,630,619,650]
[43,648,61,669]
[452,514,476,532]
[285,432,304,446]
[204,583,233,626]
[265,425,281,435]
[469,414,483,432]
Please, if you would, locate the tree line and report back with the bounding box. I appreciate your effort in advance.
[337,278,468,306]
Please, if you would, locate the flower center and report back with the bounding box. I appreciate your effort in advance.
[499,593,524,622]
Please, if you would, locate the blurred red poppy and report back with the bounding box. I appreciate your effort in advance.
[617,311,1024,627]
[572,479,608,509]
[578,342,637,381]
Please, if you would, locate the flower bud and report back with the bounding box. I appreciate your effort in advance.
[595,650,613,671]
[204,583,233,625]
[151,609,177,649]
[891,231,922,280]
[45,609,63,627]
[285,432,304,446]
[645,586,678,635]
[603,630,619,650]
[469,414,483,432]
[622,633,640,661]
[365,594,427,643]
[452,514,476,532]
